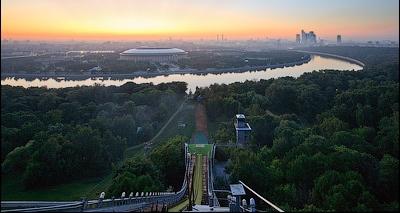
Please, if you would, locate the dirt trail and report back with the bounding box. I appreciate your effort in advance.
[195,104,208,137]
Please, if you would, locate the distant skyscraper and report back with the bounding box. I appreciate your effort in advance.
[300,29,317,44]
[309,31,317,43]
[337,35,342,43]
[301,30,306,43]
[296,34,301,43]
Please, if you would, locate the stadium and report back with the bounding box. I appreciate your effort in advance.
[119,47,187,62]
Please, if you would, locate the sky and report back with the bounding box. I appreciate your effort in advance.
[1,0,399,41]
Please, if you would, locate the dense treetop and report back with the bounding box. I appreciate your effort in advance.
[1,81,187,188]
[195,46,399,211]
[1,46,398,211]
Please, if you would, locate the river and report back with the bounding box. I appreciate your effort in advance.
[1,55,363,92]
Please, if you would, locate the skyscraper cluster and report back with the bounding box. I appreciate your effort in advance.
[298,30,317,44]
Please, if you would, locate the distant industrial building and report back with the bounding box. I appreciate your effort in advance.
[300,30,317,44]
[66,50,114,58]
[119,48,187,62]
[296,34,301,43]
[234,114,252,144]
[337,35,342,43]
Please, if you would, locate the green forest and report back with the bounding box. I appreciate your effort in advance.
[1,46,398,211]
[1,82,187,189]
[107,135,187,197]
[177,50,309,70]
[195,46,399,211]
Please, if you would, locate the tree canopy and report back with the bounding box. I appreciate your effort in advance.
[196,46,399,211]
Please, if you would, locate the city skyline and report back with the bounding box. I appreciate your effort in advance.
[1,0,399,41]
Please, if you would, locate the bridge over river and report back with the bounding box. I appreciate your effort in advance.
[1,104,283,212]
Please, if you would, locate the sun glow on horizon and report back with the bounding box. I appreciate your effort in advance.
[1,0,399,41]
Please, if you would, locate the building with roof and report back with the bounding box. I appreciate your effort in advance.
[119,47,187,62]
[234,114,252,144]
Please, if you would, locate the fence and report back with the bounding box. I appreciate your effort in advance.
[2,143,191,212]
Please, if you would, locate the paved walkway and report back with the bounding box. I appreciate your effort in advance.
[87,100,187,199]
[124,99,186,154]
[146,99,187,145]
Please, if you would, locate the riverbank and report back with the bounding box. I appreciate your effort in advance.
[1,56,311,80]
[1,55,363,91]
[293,50,366,67]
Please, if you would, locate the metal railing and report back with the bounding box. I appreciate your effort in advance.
[3,183,188,213]
[1,202,85,212]
[208,144,220,207]
[2,144,191,212]
[1,201,79,210]
[239,181,284,212]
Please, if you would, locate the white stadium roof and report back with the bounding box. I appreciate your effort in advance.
[120,48,186,55]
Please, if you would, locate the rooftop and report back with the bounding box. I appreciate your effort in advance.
[236,114,246,119]
[120,48,186,55]
[235,122,252,131]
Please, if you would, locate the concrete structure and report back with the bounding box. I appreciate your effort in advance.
[296,34,301,43]
[119,47,186,62]
[337,35,342,44]
[234,114,252,144]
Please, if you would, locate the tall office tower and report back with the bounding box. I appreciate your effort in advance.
[296,34,301,43]
[337,35,342,43]
[309,31,317,43]
[301,30,306,43]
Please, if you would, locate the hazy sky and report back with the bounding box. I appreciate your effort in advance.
[1,0,399,41]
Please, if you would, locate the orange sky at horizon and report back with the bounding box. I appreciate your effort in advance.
[1,0,399,41]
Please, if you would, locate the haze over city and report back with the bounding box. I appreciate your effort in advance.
[1,0,399,41]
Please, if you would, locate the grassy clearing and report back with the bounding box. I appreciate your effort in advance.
[188,144,212,157]
[124,143,145,159]
[2,101,193,201]
[152,101,195,145]
[1,174,108,201]
[81,173,114,200]
[124,101,195,159]
[92,101,194,201]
